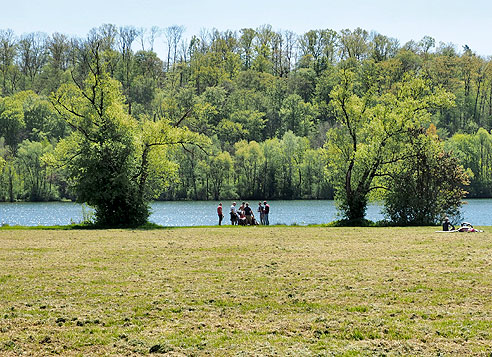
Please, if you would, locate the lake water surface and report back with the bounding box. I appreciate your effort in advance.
[0,199,490,227]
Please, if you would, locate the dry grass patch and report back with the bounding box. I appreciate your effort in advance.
[0,227,491,355]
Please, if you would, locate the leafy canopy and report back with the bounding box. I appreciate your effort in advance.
[325,68,455,222]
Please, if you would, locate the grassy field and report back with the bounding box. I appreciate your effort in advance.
[0,226,491,356]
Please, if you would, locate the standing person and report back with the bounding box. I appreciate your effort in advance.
[217,203,224,225]
[244,202,253,225]
[263,201,270,225]
[230,202,238,225]
[258,201,264,225]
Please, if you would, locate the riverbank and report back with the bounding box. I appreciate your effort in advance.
[1,227,491,355]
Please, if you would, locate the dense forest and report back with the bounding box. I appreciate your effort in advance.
[0,24,490,209]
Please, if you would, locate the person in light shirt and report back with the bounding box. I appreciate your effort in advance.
[230,202,238,225]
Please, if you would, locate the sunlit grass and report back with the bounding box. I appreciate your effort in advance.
[0,226,491,355]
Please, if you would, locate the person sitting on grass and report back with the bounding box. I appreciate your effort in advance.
[251,213,259,225]
[458,222,479,232]
[238,209,247,226]
[442,217,455,231]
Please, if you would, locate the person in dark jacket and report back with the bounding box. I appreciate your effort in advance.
[244,202,253,225]
[263,201,270,225]
[442,217,455,231]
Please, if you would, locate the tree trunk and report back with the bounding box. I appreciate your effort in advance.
[474,75,482,122]
[346,191,368,221]
[8,167,13,202]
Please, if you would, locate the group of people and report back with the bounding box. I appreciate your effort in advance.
[217,201,270,226]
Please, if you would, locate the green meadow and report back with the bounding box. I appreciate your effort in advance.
[1,226,491,355]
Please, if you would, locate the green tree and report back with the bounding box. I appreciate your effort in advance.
[52,72,147,225]
[259,137,283,198]
[287,67,317,102]
[278,131,309,198]
[23,92,68,141]
[51,39,203,226]
[300,147,331,199]
[383,132,469,225]
[0,91,29,153]
[0,29,17,95]
[369,33,399,62]
[325,69,454,222]
[216,119,246,146]
[0,160,22,202]
[40,32,71,95]
[298,29,338,74]
[234,140,264,198]
[208,150,234,200]
[229,109,266,142]
[339,28,369,61]
[447,128,492,196]
[279,94,317,137]
[16,139,58,201]
[17,32,48,91]
[0,138,22,202]
[239,28,256,70]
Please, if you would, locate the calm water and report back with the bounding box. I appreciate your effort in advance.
[0,199,490,227]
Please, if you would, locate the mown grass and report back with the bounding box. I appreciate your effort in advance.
[0,226,491,355]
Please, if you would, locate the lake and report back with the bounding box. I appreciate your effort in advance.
[0,199,490,227]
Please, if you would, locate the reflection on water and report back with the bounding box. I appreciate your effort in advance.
[0,199,490,227]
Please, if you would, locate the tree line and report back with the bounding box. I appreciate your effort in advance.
[0,24,490,225]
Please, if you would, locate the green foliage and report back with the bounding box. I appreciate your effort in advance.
[446,128,492,196]
[325,68,455,221]
[0,91,27,153]
[0,25,491,225]
[234,140,264,198]
[52,72,147,226]
[383,133,469,225]
[207,150,235,200]
[279,94,317,137]
[16,139,58,201]
[0,136,23,202]
[229,109,266,141]
[23,92,68,140]
[50,42,206,226]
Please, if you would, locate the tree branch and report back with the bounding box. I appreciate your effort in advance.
[368,185,388,192]
[51,95,99,143]
[173,107,193,127]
